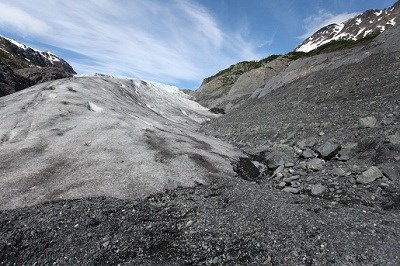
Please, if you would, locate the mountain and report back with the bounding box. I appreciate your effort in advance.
[296,0,400,52]
[1,3,400,265]
[195,1,400,113]
[0,35,76,96]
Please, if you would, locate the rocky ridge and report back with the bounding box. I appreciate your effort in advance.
[0,35,76,97]
[296,0,400,52]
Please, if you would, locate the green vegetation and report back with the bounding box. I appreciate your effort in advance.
[203,54,282,85]
[0,50,10,60]
[203,30,381,86]
[283,51,307,61]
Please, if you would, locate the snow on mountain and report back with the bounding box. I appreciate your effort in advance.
[296,1,400,52]
[1,35,63,66]
[0,76,242,209]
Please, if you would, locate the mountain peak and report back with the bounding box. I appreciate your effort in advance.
[296,0,400,52]
[0,35,76,96]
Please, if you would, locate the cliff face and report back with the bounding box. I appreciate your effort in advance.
[194,55,289,112]
[0,36,76,97]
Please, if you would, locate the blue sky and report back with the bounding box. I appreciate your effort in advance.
[0,0,396,88]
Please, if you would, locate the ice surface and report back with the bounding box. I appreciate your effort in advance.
[0,76,243,210]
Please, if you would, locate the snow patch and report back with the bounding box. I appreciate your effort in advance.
[377,25,386,32]
[387,18,396,26]
[7,38,28,50]
[374,11,383,16]
[0,47,10,54]
[356,18,362,25]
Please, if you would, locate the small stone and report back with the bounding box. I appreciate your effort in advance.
[278,182,286,188]
[319,132,325,136]
[337,148,351,161]
[290,181,301,188]
[298,161,307,170]
[87,101,103,113]
[359,116,377,128]
[310,183,326,195]
[307,158,324,171]
[349,177,356,184]
[306,176,314,182]
[186,220,194,227]
[302,149,315,159]
[342,142,358,150]
[316,139,341,160]
[332,167,346,177]
[282,187,299,194]
[285,162,295,167]
[102,241,110,248]
[385,133,400,145]
[274,165,285,174]
[379,163,400,181]
[284,175,300,182]
[356,166,383,184]
[297,137,318,149]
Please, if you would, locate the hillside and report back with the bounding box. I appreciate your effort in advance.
[0,36,76,97]
[195,1,400,113]
[194,55,288,112]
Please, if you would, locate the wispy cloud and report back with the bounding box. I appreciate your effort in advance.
[0,2,50,34]
[0,0,264,87]
[300,10,360,39]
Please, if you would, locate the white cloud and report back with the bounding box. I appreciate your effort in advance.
[300,10,360,39]
[0,0,263,87]
[0,2,50,34]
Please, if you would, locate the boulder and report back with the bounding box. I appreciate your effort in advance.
[356,166,383,184]
[264,150,294,170]
[233,157,260,181]
[306,158,324,171]
[379,163,400,181]
[316,139,341,160]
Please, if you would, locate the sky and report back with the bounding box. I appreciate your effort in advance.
[0,0,397,89]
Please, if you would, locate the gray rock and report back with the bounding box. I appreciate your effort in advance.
[278,182,286,188]
[359,116,377,128]
[302,149,315,159]
[290,181,301,188]
[282,187,300,194]
[356,166,383,184]
[310,183,326,195]
[385,133,400,145]
[283,175,300,182]
[332,167,347,177]
[306,158,324,171]
[297,137,318,149]
[265,150,294,169]
[337,148,351,161]
[378,163,400,181]
[316,139,341,159]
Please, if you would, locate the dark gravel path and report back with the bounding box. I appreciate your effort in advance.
[1,176,399,265]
